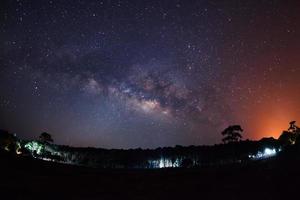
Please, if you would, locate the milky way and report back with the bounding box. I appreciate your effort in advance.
[1,0,300,148]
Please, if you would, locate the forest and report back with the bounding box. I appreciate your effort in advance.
[1,121,298,169]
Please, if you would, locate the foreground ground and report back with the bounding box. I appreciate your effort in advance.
[1,150,300,200]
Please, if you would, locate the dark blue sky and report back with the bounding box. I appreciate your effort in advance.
[1,0,300,148]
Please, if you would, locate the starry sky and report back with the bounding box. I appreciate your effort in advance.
[0,0,300,148]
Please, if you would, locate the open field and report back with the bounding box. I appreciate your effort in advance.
[1,150,299,200]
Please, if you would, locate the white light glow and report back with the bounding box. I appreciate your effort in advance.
[148,158,180,168]
[249,148,279,160]
[24,141,43,154]
[264,148,276,156]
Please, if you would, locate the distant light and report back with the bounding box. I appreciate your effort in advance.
[159,158,173,168]
[249,148,278,160]
[159,158,164,168]
[41,157,54,162]
[264,148,276,156]
[24,141,43,154]
[148,158,179,168]
[16,149,22,155]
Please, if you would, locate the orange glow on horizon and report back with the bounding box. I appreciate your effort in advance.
[239,95,300,141]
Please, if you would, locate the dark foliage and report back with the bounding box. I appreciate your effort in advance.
[39,132,54,143]
[0,129,18,152]
[221,125,243,144]
[0,123,291,169]
[278,121,300,146]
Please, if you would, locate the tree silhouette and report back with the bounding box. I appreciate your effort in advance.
[181,158,193,168]
[0,129,17,152]
[39,132,53,143]
[279,121,300,145]
[278,131,295,146]
[288,121,300,134]
[221,125,243,144]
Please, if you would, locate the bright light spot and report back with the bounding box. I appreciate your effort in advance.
[25,141,44,154]
[15,142,22,155]
[148,158,180,168]
[264,148,276,156]
[41,157,54,162]
[159,158,164,168]
[249,147,279,160]
[158,158,174,168]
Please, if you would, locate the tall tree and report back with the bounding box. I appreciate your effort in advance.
[288,121,300,134]
[39,132,53,143]
[0,129,17,152]
[221,125,243,144]
[278,121,300,145]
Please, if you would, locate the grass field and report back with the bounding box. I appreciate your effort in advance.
[1,150,299,200]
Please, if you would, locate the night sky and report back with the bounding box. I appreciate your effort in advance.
[0,0,299,148]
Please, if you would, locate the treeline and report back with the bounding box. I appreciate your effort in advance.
[0,130,279,168]
[56,138,280,168]
[0,121,299,168]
